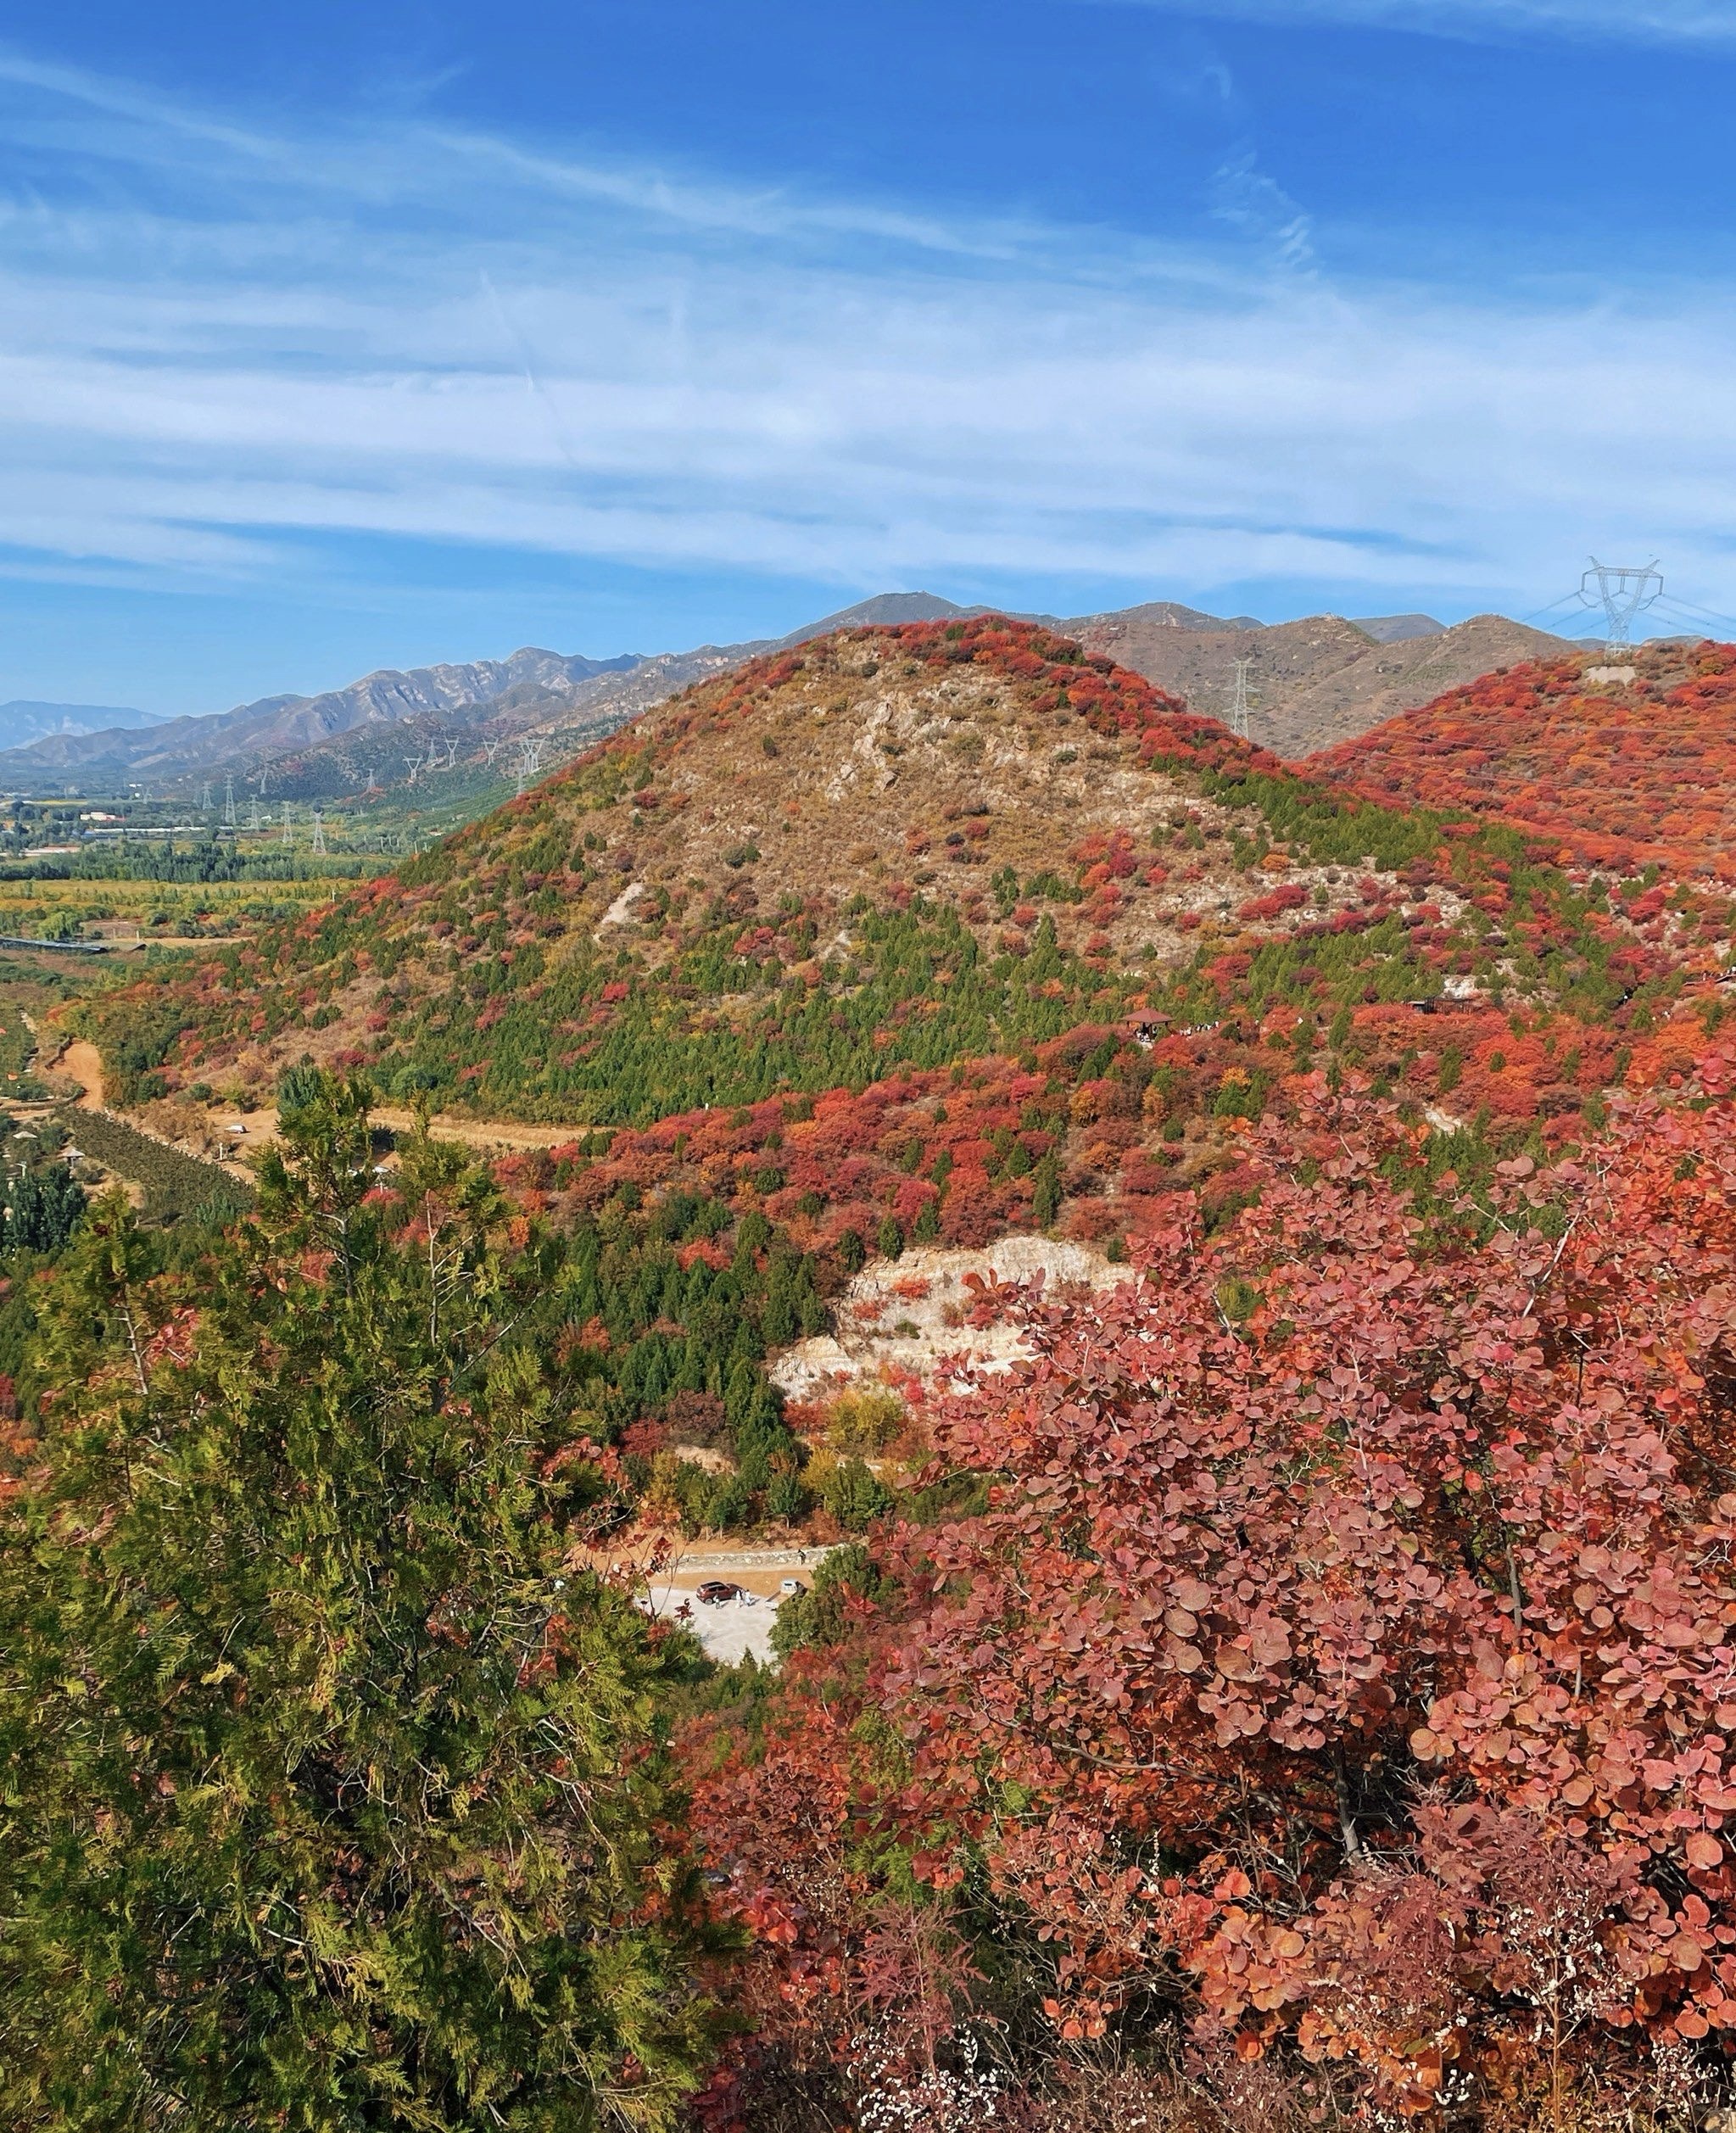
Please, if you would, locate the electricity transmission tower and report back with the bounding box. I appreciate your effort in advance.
[1225,658,1261,740]
[198,780,213,814]
[310,807,327,856]
[515,737,545,796]
[1580,557,1663,657]
[281,803,295,850]
[248,796,261,832]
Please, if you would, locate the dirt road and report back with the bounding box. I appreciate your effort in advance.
[201,1103,583,1162]
[57,1038,106,1111]
[43,1034,585,1164]
[370,1108,581,1153]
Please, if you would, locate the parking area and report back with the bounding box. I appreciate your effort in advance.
[645,1580,785,1664]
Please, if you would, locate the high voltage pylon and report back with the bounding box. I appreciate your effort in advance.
[1225,657,1261,740]
[281,803,295,849]
[222,773,237,829]
[1526,555,1736,650]
[1580,557,1663,657]
[248,796,261,833]
[515,737,545,796]
[310,807,327,856]
[198,780,213,814]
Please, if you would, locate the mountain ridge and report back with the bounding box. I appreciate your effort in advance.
[0,591,1583,801]
[1305,635,1736,879]
[0,699,165,751]
[0,649,644,789]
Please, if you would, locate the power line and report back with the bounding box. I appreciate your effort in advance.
[1651,594,1736,637]
[1518,589,1592,628]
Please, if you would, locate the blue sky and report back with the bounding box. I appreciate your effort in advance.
[2,1,1733,714]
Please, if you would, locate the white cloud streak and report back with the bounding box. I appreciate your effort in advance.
[0,44,1733,625]
[1074,0,1736,48]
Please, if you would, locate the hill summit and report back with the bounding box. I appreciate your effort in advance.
[93,617,1728,1153]
[1306,637,1736,880]
[134,618,1278,1117]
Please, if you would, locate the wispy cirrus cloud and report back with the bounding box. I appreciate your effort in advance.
[1211,151,1315,271]
[0,42,1067,265]
[0,36,1733,657]
[1072,0,1736,47]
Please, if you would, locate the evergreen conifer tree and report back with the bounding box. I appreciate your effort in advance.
[0,1073,726,2131]
[1031,1153,1063,1228]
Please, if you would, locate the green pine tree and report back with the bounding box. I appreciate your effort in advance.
[0,1072,728,2132]
[760,1256,798,1346]
[1,1159,86,1258]
[1031,1153,1063,1228]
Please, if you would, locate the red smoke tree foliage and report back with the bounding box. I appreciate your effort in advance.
[689,1047,1736,2120]
[1307,642,1736,883]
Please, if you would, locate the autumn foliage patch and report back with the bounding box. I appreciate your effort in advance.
[689,1049,1736,2121]
[1308,642,1736,882]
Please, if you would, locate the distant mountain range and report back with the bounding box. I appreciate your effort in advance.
[0,592,1583,800]
[1059,604,1575,759]
[0,700,168,752]
[0,652,643,791]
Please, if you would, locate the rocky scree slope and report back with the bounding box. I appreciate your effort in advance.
[1072,606,1577,757]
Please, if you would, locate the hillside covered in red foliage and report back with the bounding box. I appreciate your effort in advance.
[1307,639,1736,881]
[690,1049,1736,2126]
[83,615,1736,1301]
[20,616,1736,2131]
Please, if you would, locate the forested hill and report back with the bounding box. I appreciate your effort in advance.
[1305,636,1736,879]
[84,617,1733,1156]
[21,625,1736,2130]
